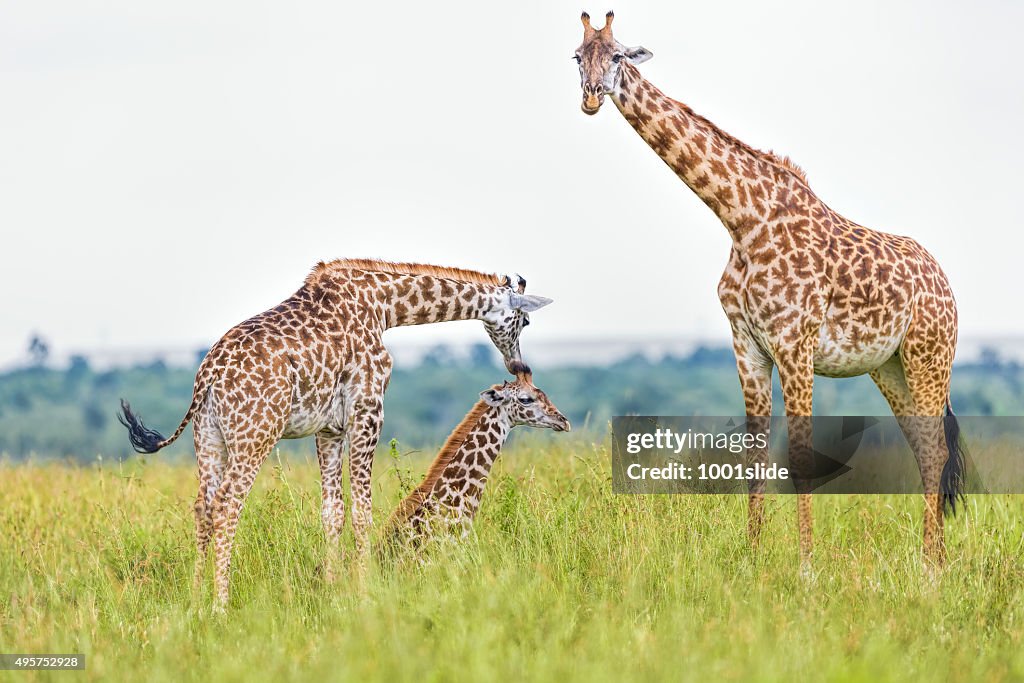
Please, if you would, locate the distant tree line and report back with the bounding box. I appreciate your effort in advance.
[0,340,1020,461]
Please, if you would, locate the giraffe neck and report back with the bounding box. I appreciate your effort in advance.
[308,268,505,330]
[426,408,510,523]
[612,63,807,248]
[387,405,511,544]
[379,274,503,329]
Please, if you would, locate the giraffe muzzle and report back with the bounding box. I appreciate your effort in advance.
[581,85,604,115]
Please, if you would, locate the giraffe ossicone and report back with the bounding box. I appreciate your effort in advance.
[117,258,554,608]
[575,11,966,569]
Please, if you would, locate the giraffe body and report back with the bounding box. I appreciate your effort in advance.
[715,204,952,382]
[575,12,964,569]
[380,368,569,554]
[119,259,553,608]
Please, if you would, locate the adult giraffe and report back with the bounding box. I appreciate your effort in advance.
[574,11,965,569]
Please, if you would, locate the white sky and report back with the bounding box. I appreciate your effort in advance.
[1,0,1021,367]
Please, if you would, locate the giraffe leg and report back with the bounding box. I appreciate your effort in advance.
[903,407,948,569]
[347,400,384,580]
[775,338,817,575]
[870,355,940,570]
[730,328,774,548]
[192,409,227,592]
[210,443,274,611]
[192,419,226,589]
[900,345,954,569]
[316,432,347,583]
[868,354,922,463]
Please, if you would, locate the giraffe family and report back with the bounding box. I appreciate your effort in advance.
[574,11,965,569]
[117,11,970,609]
[118,259,553,607]
[379,365,569,557]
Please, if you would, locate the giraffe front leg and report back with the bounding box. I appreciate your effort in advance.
[730,330,774,549]
[316,432,347,583]
[347,402,384,582]
[775,338,817,577]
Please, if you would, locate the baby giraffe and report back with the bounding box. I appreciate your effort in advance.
[380,365,570,554]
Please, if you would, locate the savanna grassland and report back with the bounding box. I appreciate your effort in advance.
[2,434,1023,682]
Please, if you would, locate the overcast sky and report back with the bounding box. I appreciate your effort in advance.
[1,0,1021,367]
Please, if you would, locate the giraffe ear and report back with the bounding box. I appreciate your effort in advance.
[510,293,553,312]
[624,46,653,65]
[480,387,507,407]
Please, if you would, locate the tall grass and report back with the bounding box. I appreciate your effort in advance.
[1,437,1022,682]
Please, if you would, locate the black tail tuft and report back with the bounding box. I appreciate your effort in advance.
[117,399,167,454]
[941,400,967,516]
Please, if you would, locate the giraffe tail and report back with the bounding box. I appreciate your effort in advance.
[940,398,968,516]
[117,354,218,454]
[117,399,176,453]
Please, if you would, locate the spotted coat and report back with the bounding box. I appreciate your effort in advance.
[576,12,960,569]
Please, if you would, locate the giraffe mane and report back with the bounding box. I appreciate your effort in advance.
[625,65,809,185]
[306,258,506,288]
[775,155,808,184]
[675,98,809,185]
[383,398,494,532]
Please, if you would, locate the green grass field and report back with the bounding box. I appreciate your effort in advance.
[2,436,1023,682]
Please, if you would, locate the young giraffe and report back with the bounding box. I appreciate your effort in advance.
[118,259,553,608]
[379,364,570,556]
[574,12,966,570]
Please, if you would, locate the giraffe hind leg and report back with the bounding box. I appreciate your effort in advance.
[871,351,950,568]
[192,403,227,592]
[210,412,285,611]
[209,445,274,611]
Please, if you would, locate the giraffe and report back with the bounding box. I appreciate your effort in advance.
[574,11,966,570]
[117,258,554,608]
[378,363,570,557]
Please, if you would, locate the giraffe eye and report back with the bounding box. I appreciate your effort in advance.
[612,53,623,63]
[518,397,535,405]
[522,316,530,328]
[573,54,582,63]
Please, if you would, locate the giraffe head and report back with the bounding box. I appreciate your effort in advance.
[484,275,552,374]
[479,363,571,432]
[574,10,652,115]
